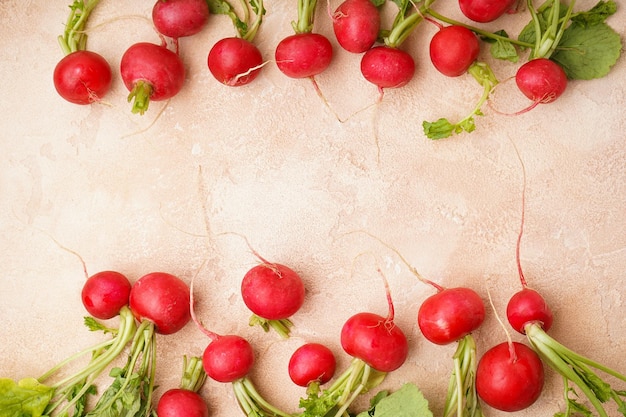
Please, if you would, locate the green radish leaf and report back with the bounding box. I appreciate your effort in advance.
[0,378,54,417]
[570,0,617,27]
[355,383,433,417]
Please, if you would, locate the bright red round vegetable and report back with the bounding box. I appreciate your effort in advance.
[128,272,191,335]
[506,288,553,334]
[418,287,485,345]
[81,271,132,320]
[275,33,333,79]
[288,343,337,387]
[208,37,264,86]
[340,312,408,372]
[157,389,208,417]
[458,0,517,23]
[332,0,381,53]
[152,0,209,39]
[360,46,415,89]
[429,25,480,77]
[515,58,568,104]
[476,341,544,412]
[241,263,305,320]
[53,50,112,105]
[202,335,255,383]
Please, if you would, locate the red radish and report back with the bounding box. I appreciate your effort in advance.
[429,25,480,77]
[418,287,485,345]
[288,343,337,387]
[208,37,264,86]
[275,33,333,79]
[157,356,208,417]
[120,42,186,115]
[476,341,544,412]
[152,0,210,40]
[458,0,517,23]
[506,287,553,334]
[360,46,415,99]
[129,271,191,335]
[332,0,381,53]
[81,270,131,319]
[53,0,111,105]
[515,58,568,105]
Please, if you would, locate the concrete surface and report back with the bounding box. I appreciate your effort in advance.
[1,0,625,416]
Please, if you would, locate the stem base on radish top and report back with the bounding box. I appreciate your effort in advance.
[248,314,293,339]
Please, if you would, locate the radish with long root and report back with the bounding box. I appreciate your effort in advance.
[53,0,112,105]
[157,355,209,417]
[504,139,626,416]
[354,231,486,417]
[295,268,408,417]
[206,0,266,86]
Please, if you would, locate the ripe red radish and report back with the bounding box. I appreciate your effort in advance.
[332,0,381,53]
[515,58,568,107]
[506,287,553,334]
[208,37,264,86]
[475,341,545,412]
[129,271,191,335]
[120,42,186,115]
[53,0,111,105]
[152,0,210,40]
[206,0,266,86]
[360,46,415,95]
[429,25,480,77]
[81,270,131,320]
[288,343,337,387]
[157,356,208,417]
[458,0,517,23]
[275,33,333,79]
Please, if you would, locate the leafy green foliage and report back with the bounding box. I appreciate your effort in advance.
[355,383,433,417]
[0,378,54,417]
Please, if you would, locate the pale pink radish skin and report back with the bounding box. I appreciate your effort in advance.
[275,33,333,78]
[288,343,337,387]
[458,0,517,23]
[152,0,209,39]
[81,270,131,320]
[476,341,544,412]
[208,37,264,86]
[429,25,480,77]
[515,58,568,105]
[332,0,381,53]
[128,272,191,335]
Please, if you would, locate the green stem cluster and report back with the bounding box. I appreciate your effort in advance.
[232,377,292,417]
[206,0,265,41]
[293,0,318,34]
[385,0,438,48]
[528,0,576,59]
[179,356,207,393]
[249,315,293,339]
[443,335,484,417]
[525,323,626,417]
[58,0,102,55]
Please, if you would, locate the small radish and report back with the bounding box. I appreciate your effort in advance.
[120,42,186,115]
[53,0,111,105]
[331,0,381,53]
[81,270,132,320]
[475,341,545,412]
[206,0,266,86]
[458,0,517,23]
[505,287,553,334]
[157,356,208,417]
[288,343,337,388]
[429,25,480,77]
[275,33,333,79]
[152,0,210,40]
[360,46,415,95]
[515,58,568,107]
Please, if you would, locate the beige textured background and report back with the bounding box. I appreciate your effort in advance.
[1,0,625,416]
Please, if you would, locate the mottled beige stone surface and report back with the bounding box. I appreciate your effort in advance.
[1,1,625,416]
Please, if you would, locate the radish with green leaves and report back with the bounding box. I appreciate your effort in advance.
[53,0,112,105]
[157,356,208,417]
[206,0,266,86]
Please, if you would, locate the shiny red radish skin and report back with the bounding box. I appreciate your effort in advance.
[418,287,485,345]
[360,46,415,89]
[476,341,544,412]
[81,271,132,320]
[157,389,208,417]
[202,335,255,383]
[288,343,337,387]
[53,50,112,105]
[152,0,209,39]
[429,25,480,77]
[129,272,191,335]
[341,312,409,373]
[515,58,568,104]
[120,42,186,102]
[458,0,517,23]
[241,263,305,320]
[332,0,381,53]
[275,33,333,79]
[506,288,553,334]
[208,37,264,87]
